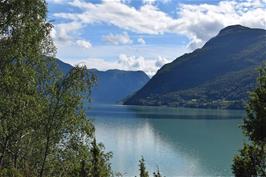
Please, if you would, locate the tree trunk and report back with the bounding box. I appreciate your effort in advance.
[39,135,50,177]
[0,136,9,168]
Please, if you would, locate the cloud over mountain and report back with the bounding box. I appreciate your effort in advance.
[49,0,266,76]
[54,0,266,49]
[69,54,170,77]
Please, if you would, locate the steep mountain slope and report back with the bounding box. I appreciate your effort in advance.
[124,25,266,109]
[56,59,150,104]
[56,59,73,73]
[89,69,149,103]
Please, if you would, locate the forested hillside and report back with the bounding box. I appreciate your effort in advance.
[125,25,266,109]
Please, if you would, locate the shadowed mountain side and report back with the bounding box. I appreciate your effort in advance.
[125,25,266,109]
[56,59,150,104]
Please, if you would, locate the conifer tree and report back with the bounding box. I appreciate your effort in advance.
[232,65,266,176]
[139,157,149,177]
[88,138,112,177]
[153,168,163,177]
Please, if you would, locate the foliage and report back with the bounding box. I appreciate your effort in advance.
[0,1,161,177]
[87,138,112,177]
[0,167,23,177]
[244,66,266,143]
[136,157,165,177]
[153,168,163,177]
[232,65,266,176]
[0,0,54,175]
[0,0,112,177]
[232,144,266,177]
[139,157,149,177]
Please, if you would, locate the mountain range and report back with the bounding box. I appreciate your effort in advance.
[56,59,150,104]
[124,25,266,109]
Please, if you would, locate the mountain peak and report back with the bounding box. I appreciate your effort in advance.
[125,25,266,109]
[218,25,250,35]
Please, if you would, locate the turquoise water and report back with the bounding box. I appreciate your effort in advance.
[87,104,245,176]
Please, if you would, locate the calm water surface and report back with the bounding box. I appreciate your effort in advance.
[87,104,245,176]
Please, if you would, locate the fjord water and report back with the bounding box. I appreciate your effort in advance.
[87,104,245,176]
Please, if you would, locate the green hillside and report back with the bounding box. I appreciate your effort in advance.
[124,25,266,109]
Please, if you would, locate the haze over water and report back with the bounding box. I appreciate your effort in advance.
[87,104,245,176]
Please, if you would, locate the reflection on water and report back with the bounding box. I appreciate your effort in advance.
[87,104,245,176]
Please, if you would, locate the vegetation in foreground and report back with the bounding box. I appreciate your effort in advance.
[232,66,266,176]
[0,0,265,177]
[0,0,112,176]
[0,0,161,176]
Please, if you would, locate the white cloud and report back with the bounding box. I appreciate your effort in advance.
[56,43,186,65]
[142,0,156,5]
[155,56,169,67]
[52,0,266,74]
[73,58,122,71]
[103,32,133,45]
[55,0,177,35]
[50,28,57,39]
[121,0,132,4]
[54,0,266,50]
[51,22,92,50]
[76,40,92,48]
[117,54,171,76]
[54,22,82,43]
[118,54,171,76]
[67,54,171,76]
[143,0,170,5]
[175,0,266,49]
[47,0,68,4]
[137,37,146,45]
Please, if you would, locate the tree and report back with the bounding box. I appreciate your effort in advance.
[36,65,97,177]
[0,0,55,173]
[232,65,266,176]
[139,157,149,177]
[153,168,163,177]
[0,1,112,177]
[87,138,112,177]
[243,66,266,144]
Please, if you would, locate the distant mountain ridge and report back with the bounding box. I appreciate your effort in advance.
[56,59,150,104]
[124,25,266,109]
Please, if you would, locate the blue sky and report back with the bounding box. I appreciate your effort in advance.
[47,0,266,76]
